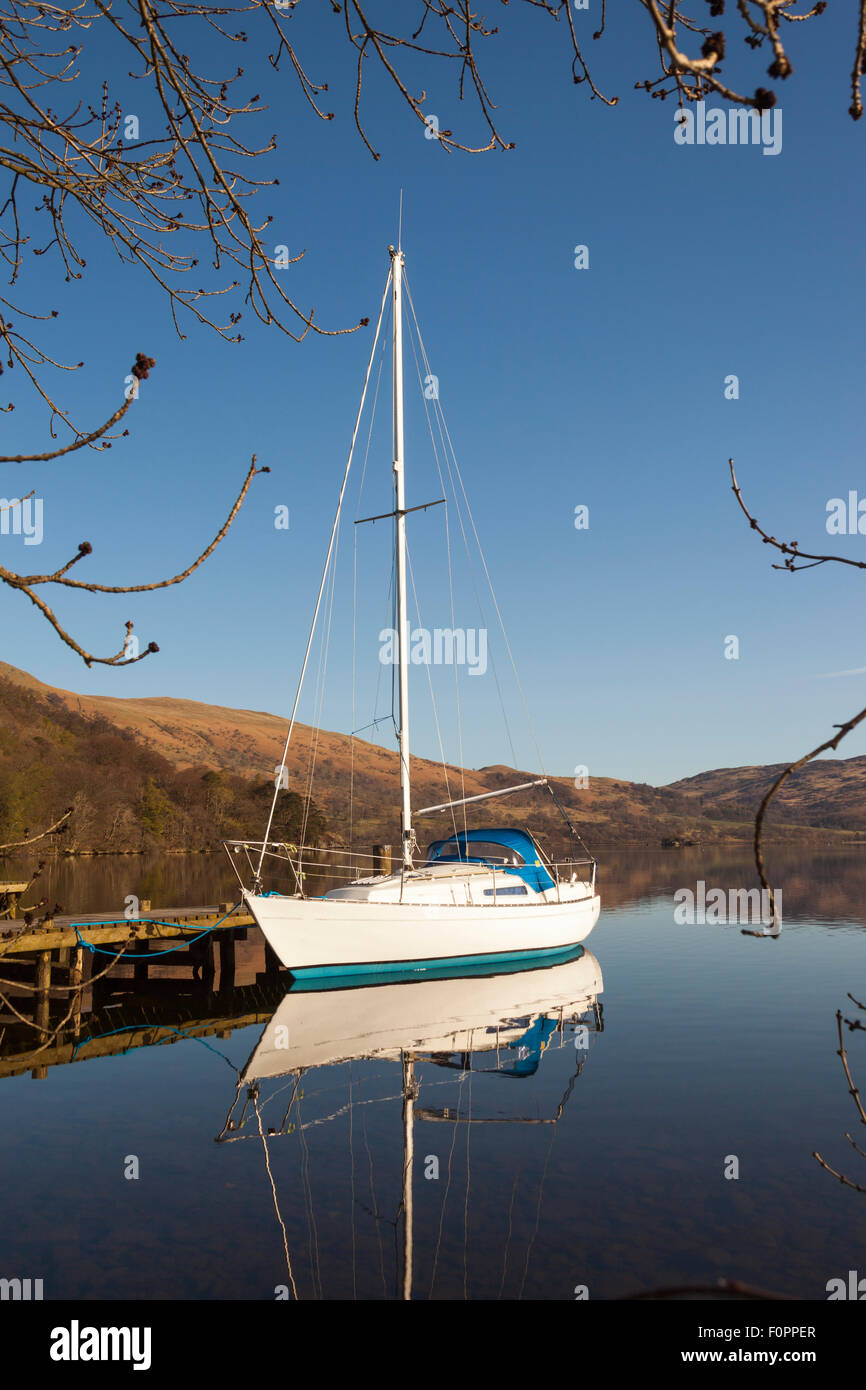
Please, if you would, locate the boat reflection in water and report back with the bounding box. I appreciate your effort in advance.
[217,947,604,1299]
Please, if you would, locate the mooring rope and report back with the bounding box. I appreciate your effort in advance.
[70,1021,239,1068]
[71,901,242,958]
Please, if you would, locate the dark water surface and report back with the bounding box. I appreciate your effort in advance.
[1,847,864,1300]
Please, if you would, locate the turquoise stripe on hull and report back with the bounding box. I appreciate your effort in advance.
[287,942,585,990]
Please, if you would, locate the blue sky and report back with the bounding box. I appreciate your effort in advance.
[1,4,864,786]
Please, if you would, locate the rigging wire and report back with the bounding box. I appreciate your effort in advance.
[427,1060,469,1297]
[357,1064,390,1298]
[300,502,342,854]
[348,1061,357,1301]
[403,278,519,774]
[405,273,546,776]
[252,1086,299,1301]
[497,1123,529,1299]
[351,323,390,855]
[256,269,393,883]
[405,540,460,846]
[463,1046,473,1301]
[296,1088,324,1300]
[517,1115,561,1301]
[403,311,469,842]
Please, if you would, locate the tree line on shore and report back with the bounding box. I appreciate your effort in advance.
[0,675,326,855]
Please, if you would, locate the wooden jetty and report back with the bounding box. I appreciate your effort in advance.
[0,902,273,1079]
[0,901,254,957]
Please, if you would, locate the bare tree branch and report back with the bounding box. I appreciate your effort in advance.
[0,807,72,853]
[814,1008,866,1194]
[729,458,866,927]
[730,460,866,573]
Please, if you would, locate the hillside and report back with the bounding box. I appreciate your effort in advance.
[0,667,326,856]
[668,757,866,832]
[0,662,863,856]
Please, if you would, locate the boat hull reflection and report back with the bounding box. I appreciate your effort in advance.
[242,947,603,1080]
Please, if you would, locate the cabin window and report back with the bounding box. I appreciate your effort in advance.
[426,840,525,867]
[482,885,528,897]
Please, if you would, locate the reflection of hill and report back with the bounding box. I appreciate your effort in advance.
[2,662,866,853]
[600,846,866,925]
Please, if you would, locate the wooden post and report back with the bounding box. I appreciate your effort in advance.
[373,844,392,875]
[31,949,51,1079]
[133,940,150,984]
[35,950,51,1032]
[218,932,236,990]
[70,946,84,989]
[70,946,84,1038]
[90,943,118,1007]
[190,935,215,985]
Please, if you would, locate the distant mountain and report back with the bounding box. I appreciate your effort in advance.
[668,758,866,832]
[0,661,863,856]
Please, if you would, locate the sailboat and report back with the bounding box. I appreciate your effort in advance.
[229,244,600,978]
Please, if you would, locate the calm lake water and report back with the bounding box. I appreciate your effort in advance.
[1,847,864,1300]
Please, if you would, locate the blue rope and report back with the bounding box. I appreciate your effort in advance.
[71,901,243,958]
[71,1021,238,1069]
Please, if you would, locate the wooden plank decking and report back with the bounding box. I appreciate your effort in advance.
[0,904,256,955]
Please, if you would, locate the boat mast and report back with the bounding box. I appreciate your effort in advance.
[390,244,414,869]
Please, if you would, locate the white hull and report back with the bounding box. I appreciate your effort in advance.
[243,881,600,977]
